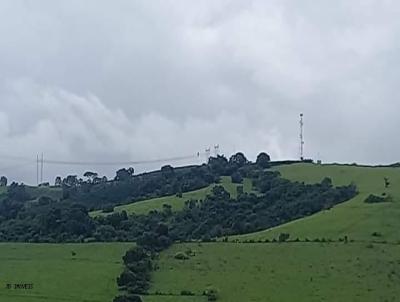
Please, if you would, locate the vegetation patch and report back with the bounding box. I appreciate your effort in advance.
[364,194,392,203]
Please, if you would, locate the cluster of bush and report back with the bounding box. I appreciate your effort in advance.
[364,194,392,203]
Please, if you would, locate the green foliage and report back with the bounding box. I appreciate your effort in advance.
[0,176,7,186]
[256,152,271,168]
[364,194,389,203]
[278,233,290,242]
[90,176,254,217]
[174,252,190,260]
[63,165,217,210]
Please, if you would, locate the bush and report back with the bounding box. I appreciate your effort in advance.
[231,172,243,184]
[278,233,290,242]
[102,205,115,213]
[113,295,142,302]
[203,287,219,301]
[174,252,189,260]
[364,194,388,203]
[180,290,195,296]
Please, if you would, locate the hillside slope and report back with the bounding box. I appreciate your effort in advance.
[145,164,400,302]
[144,242,400,302]
[91,176,254,216]
[236,163,400,243]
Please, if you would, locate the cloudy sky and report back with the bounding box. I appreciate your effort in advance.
[1,0,400,184]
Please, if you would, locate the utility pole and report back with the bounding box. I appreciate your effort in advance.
[36,154,39,186]
[299,113,304,161]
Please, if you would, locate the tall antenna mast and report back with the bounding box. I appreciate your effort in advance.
[299,113,304,160]
[36,154,39,186]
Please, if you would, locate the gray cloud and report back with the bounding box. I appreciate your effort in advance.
[0,0,400,183]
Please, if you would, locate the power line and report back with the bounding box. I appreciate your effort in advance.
[41,153,205,166]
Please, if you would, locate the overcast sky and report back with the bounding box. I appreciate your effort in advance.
[1,0,400,184]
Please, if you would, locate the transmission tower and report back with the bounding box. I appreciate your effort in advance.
[214,144,220,156]
[205,147,211,161]
[299,113,304,160]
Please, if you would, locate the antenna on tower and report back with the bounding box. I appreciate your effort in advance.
[299,113,304,161]
[214,144,220,156]
[205,147,211,161]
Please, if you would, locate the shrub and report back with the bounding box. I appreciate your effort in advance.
[113,295,142,302]
[203,287,219,301]
[278,233,290,242]
[180,290,195,296]
[174,252,189,260]
[102,205,115,213]
[364,194,388,203]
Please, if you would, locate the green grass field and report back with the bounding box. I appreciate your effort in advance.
[0,242,132,302]
[235,163,400,243]
[91,176,254,217]
[146,164,400,302]
[3,164,400,302]
[145,242,400,302]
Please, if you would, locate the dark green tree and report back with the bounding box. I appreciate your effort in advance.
[256,152,271,168]
[0,176,7,187]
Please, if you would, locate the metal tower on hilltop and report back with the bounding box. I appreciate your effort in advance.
[299,113,304,161]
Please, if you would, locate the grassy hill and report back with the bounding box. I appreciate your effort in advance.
[144,163,400,302]
[90,176,255,217]
[235,163,400,243]
[0,243,132,302]
[144,242,400,302]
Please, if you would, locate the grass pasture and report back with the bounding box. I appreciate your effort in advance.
[235,163,400,243]
[146,242,400,302]
[91,176,254,217]
[0,242,132,302]
[146,164,400,302]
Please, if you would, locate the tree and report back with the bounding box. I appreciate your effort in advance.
[229,152,248,167]
[231,172,243,184]
[256,152,271,168]
[115,168,134,181]
[321,177,333,188]
[54,176,62,187]
[384,177,390,188]
[63,175,78,187]
[208,155,229,175]
[0,176,7,187]
[83,171,98,183]
[161,165,174,178]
